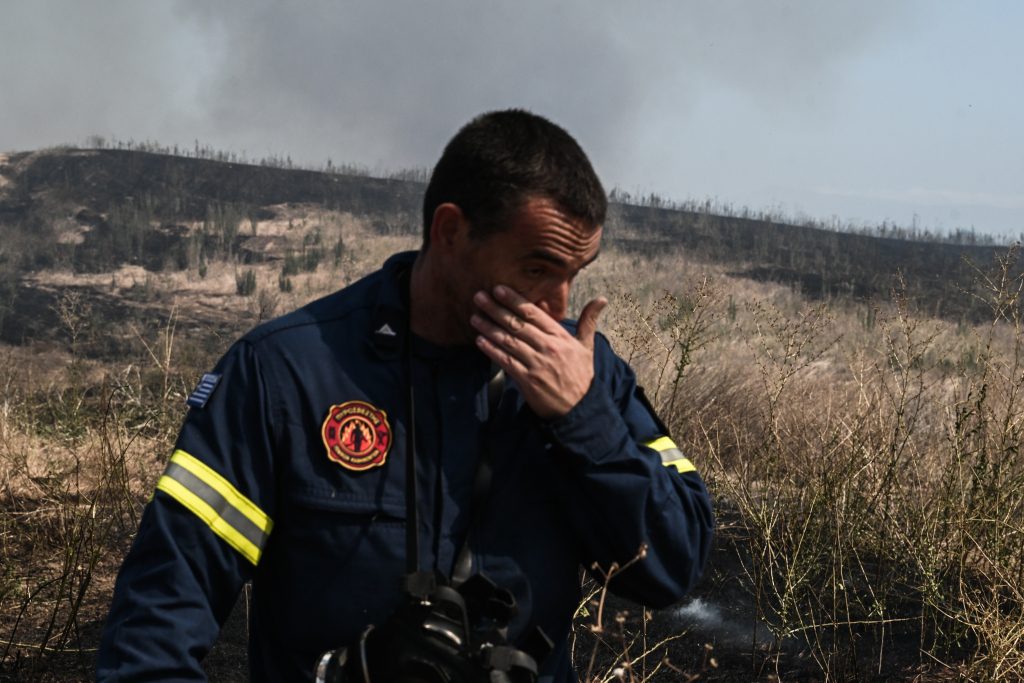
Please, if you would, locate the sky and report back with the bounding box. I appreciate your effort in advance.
[2,1,1022,239]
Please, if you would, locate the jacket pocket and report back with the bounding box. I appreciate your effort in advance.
[259,493,409,656]
[281,491,408,557]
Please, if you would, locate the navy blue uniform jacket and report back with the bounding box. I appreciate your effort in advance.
[98,252,714,681]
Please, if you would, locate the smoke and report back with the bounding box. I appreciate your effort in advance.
[2,0,909,172]
[172,0,644,168]
[175,1,911,172]
[0,1,216,151]
[673,597,776,645]
[18,1,1015,235]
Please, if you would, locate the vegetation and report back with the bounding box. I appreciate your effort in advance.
[235,269,256,296]
[2,147,1018,333]
[564,246,1024,681]
[3,238,1022,680]
[1,147,1022,680]
[607,188,1019,248]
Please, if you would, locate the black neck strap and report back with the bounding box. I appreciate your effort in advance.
[392,264,504,597]
[404,340,420,579]
[401,345,505,597]
[451,367,504,586]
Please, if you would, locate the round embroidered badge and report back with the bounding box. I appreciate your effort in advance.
[321,400,392,471]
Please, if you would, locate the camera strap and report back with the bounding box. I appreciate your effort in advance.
[451,366,505,587]
[404,343,421,581]
[402,338,505,593]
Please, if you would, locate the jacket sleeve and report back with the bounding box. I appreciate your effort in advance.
[543,333,714,607]
[97,340,278,681]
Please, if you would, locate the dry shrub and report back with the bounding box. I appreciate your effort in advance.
[604,247,1024,680]
[3,239,1022,681]
[0,313,188,680]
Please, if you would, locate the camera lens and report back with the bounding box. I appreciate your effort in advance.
[314,647,349,683]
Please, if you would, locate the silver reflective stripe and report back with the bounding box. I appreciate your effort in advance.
[643,436,697,474]
[162,461,270,561]
[658,447,686,465]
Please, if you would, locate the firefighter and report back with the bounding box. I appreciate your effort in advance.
[97,109,714,682]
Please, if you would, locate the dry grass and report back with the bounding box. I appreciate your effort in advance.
[2,239,1022,681]
[592,247,1024,681]
[0,341,181,681]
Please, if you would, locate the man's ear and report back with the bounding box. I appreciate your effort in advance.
[429,203,468,252]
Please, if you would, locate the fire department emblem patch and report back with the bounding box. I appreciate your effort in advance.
[321,401,392,471]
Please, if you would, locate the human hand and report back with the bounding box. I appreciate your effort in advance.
[470,285,608,419]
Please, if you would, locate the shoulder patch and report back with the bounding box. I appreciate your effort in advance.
[186,373,222,409]
[321,400,392,471]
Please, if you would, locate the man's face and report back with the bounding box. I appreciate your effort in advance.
[447,196,602,341]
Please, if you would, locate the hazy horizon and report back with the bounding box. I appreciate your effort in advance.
[3,1,1021,239]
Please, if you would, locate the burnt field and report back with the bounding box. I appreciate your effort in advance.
[2,150,1023,680]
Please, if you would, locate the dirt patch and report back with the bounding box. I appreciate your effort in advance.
[0,280,241,362]
[0,154,10,189]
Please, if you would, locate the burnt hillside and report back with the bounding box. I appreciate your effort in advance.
[1,148,423,219]
[605,204,1016,321]
[0,147,1018,332]
[0,149,423,275]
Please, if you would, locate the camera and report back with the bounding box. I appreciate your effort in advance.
[314,572,551,683]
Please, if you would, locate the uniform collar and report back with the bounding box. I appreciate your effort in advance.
[370,250,484,364]
[369,251,417,360]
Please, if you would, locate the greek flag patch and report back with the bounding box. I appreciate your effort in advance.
[186,373,222,409]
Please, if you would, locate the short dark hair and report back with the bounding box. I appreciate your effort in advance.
[421,109,607,247]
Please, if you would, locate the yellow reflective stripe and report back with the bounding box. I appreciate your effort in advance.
[643,436,697,474]
[155,449,273,566]
[644,436,677,453]
[663,458,697,474]
[170,450,271,534]
[156,475,262,565]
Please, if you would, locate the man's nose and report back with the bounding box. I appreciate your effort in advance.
[537,281,570,321]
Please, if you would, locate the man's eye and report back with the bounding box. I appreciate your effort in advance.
[524,266,546,278]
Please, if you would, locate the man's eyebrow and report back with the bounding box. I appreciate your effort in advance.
[523,248,601,270]
[523,250,568,268]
